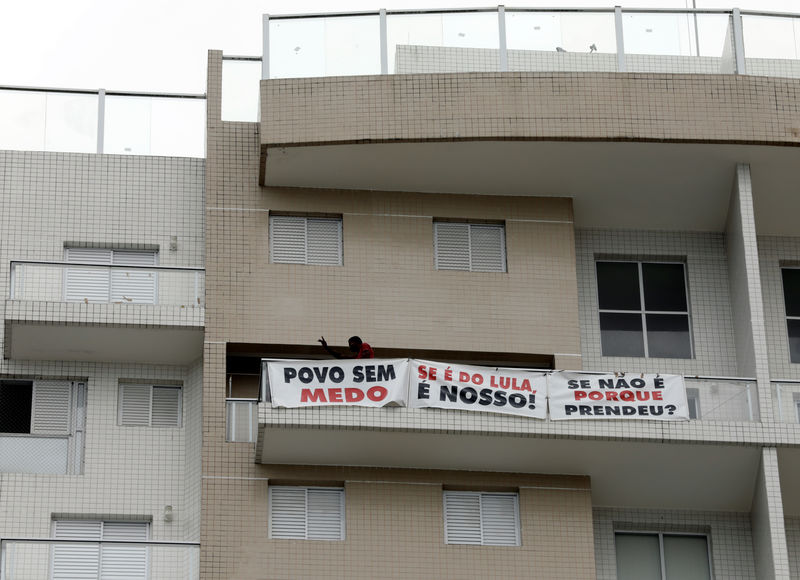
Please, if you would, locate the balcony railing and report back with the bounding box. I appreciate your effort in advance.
[772,381,800,423]
[8,261,204,308]
[0,539,199,580]
[684,377,757,422]
[0,87,205,157]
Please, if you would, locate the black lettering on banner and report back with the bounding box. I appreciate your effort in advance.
[377,365,396,381]
[441,385,458,403]
[352,366,364,383]
[460,387,478,404]
[479,389,493,406]
[418,383,430,399]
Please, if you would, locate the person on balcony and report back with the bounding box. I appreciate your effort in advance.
[318,336,374,359]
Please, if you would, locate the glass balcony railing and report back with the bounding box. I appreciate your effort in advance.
[683,377,758,422]
[772,382,800,423]
[0,539,199,580]
[8,261,204,308]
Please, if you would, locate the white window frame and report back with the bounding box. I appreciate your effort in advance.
[614,530,713,580]
[434,222,507,272]
[269,215,343,266]
[118,384,182,428]
[64,247,159,304]
[596,260,693,358]
[51,519,150,580]
[269,486,345,541]
[443,491,520,546]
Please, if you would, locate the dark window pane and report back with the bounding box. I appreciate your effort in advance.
[646,314,692,358]
[642,263,687,312]
[788,319,800,363]
[600,313,644,357]
[782,269,800,317]
[597,262,640,310]
[0,381,32,433]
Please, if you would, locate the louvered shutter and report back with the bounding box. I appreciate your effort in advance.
[307,488,345,540]
[270,487,308,539]
[52,520,102,580]
[270,216,307,264]
[151,386,181,427]
[119,384,151,426]
[100,522,148,579]
[111,250,157,304]
[470,225,506,273]
[31,380,72,435]
[65,248,112,302]
[443,492,482,545]
[306,219,342,266]
[480,493,520,546]
[435,223,471,271]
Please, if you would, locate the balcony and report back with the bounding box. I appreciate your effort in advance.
[5,261,204,364]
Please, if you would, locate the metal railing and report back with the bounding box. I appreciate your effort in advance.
[0,86,206,157]
[9,260,205,308]
[0,538,199,580]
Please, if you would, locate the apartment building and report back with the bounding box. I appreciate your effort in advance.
[4,5,800,580]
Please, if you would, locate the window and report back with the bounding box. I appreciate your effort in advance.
[443,491,520,546]
[65,248,158,304]
[596,261,692,358]
[686,387,701,420]
[615,532,711,580]
[269,486,345,540]
[781,268,800,363]
[269,216,342,265]
[118,384,182,427]
[0,380,85,475]
[226,373,259,442]
[52,520,148,580]
[434,222,506,272]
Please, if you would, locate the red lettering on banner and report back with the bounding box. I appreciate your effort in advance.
[345,388,364,403]
[418,365,428,380]
[301,389,327,403]
[328,388,343,403]
[574,390,664,402]
[367,386,388,401]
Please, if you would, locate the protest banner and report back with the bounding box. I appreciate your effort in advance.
[409,359,547,419]
[548,371,689,420]
[268,359,409,408]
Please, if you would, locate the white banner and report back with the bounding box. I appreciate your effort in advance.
[268,359,409,408]
[409,359,547,419]
[548,372,689,420]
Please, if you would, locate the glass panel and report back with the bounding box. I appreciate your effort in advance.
[787,319,800,363]
[623,12,693,56]
[664,535,711,580]
[0,382,32,433]
[688,379,756,422]
[104,96,152,155]
[742,15,800,60]
[44,92,97,153]
[596,262,641,310]
[0,89,46,150]
[646,314,692,358]
[387,12,499,74]
[782,269,800,316]
[222,60,261,122]
[270,16,381,79]
[600,312,644,357]
[642,263,687,312]
[0,436,69,474]
[149,98,205,157]
[506,11,616,54]
[615,533,662,580]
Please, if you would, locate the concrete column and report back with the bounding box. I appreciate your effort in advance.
[751,447,790,579]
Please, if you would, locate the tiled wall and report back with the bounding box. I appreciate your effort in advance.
[576,228,738,376]
[593,506,757,580]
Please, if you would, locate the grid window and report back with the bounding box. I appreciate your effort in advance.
[52,520,148,580]
[443,491,520,546]
[269,486,345,540]
[596,261,692,358]
[781,268,800,363]
[118,384,182,427]
[434,222,506,272]
[615,532,711,580]
[269,216,342,266]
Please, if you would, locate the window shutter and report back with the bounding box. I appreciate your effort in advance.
[443,492,482,545]
[31,380,72,435]
[307,488,345,540]
[52,520,102,580]
[270,487,308,539]
[100,522,148,580]
[65,248,112,302]
[470,225,506,272]
[306,219,342,266]
[480,493,520,546]
[270,216,307,264]
[151,386,181,427]
[111,250,157,304]
[435,223,471,271]
[119,384,151,426]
